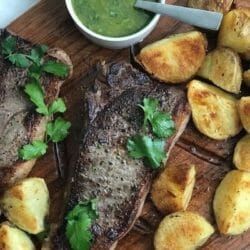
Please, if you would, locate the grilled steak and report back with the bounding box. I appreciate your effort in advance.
[0,30,72,189]
[53,62,190,250]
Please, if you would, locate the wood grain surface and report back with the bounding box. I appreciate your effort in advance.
[8,0,250,249]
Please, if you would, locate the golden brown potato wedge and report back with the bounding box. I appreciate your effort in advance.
[154,211,214,250]
[197,47,242,94]
[238,96,250,133]
[151,164,196,214]
[213,170,250,235]
[187,80,242,140]
[0,177,49,234]
[0,222,35,250]
[233,135,250,171]
[218,9,250,60]
[137,31,207,83]
[188,0,233,13]
[243,69,250,87]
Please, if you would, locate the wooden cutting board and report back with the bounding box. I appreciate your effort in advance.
[8,0,250,249]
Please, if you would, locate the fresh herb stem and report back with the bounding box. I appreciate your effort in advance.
[1,35,71,160]
[127,97,175,169]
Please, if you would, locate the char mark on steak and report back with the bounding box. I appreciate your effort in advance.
[53,62,190,250]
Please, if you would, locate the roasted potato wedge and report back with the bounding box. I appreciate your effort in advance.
[154,211,214,250]
[137,31,207,83]
[197,47,242,94]
[238,96,250,133]
[187,80,242,140]
[243,69,250,87]
[0,222,35,250]
[188,0,233,13]
[233,135,250,172]
[0,177,49,234]
[218,9,250,60]
[213,170,250,235]
[151,164,196,214]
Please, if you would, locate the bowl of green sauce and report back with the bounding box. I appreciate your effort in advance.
[65,0,164,49]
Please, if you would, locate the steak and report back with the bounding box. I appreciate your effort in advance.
[0,30,72,190]
[52,62,190,250]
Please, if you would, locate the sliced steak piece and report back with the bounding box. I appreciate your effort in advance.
[53,62,190,250]
[0,29,72,190]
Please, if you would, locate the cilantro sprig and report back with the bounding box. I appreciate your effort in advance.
[127,135,166,169]
[47,117,71,143]
[127,97,175,169]
[19,140,48,161]
[139,98,175,138]
[66,199,98,250]
[24,80,49,115]
[1,35,71,161]
[1,35,70,77]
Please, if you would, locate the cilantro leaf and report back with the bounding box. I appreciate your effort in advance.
[8,53,30,68]
[27,45,48,65]
[30,45,48,63]
[1,35,16,55]
[139,98,158,128]
[24,80,49,115]
[48,98,67,115]
[67,214,92,250]
[66,199,98,250]
[151,112,175,138]
[127,134,166,169]
[42,60,69,77]
[28,63,42,80]
[139,97,175,138]
[19,140,48,160]
[46,117,71,142]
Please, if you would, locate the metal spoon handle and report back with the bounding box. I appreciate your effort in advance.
[135,0,223,30]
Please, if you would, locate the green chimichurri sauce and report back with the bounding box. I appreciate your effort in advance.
[72,0,156,37]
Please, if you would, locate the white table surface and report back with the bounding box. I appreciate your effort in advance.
[0,0,39,28]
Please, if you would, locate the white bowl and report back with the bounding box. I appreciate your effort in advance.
[65,0,164,49]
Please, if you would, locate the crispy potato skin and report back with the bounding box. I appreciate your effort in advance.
[187,80,242,140]
[151,164,196,214]
[213,170,250,235]
[238,97,250,133]
[0,222,35,250]
[188,0,233,13]
[0,177,49,234]
[138,31,207,83]
[218,9,250,60]
[197,47,242,94]
[233,135,250,172]
[154,211,214,250]
[243,69,250,87]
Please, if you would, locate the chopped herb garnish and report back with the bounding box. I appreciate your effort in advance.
[127,97,175,169]
[46,117,71,143]
[1,35,70,161]
[48,98,67,115]
[18,140,48,160]
[127,134,166,169]
[139,97,175,138]
[42,60,70,78]
[1,35,16,55]
[24,80,48,115]
[65,199,98,250]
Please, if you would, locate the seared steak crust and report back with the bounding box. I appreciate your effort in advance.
[0,29,72,189]
[53,62,190,249]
